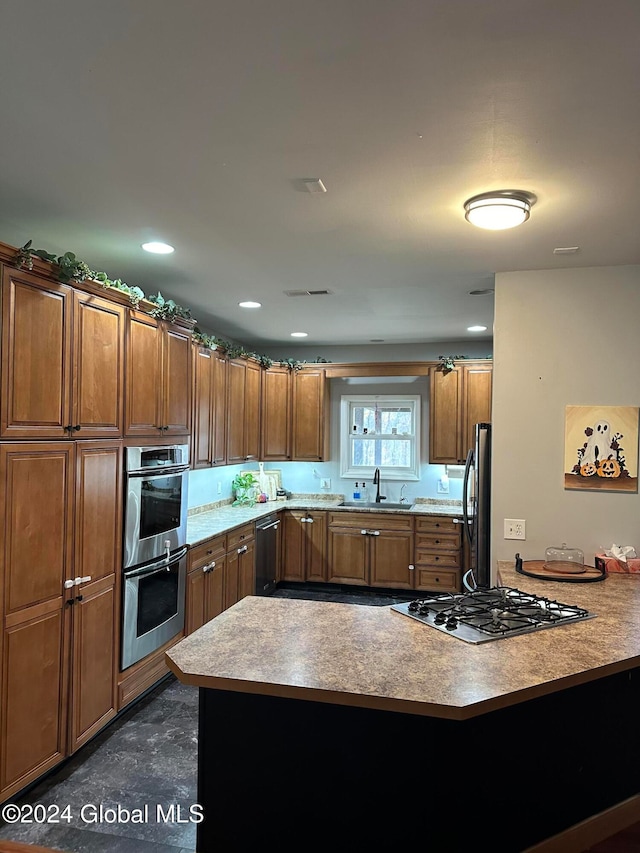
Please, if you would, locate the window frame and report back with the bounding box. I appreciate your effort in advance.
[339,394,421,481]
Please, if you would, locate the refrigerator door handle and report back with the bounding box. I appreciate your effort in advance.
[462,448,474,548]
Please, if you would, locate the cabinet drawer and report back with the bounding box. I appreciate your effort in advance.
[189,535,227,571]
[416,532,460,551]
[227,523,255,549]
[328,511,413,531]
[415,516,462,536]
[414,567,460,593]
[415,551,461,569]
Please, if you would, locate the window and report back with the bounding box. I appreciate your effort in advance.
[340,395,420,481]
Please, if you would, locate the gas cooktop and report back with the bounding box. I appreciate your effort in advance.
[391,586,595,644]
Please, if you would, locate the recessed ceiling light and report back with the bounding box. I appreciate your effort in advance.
[463,191,536,230]
[142,241,174,254]
[291,332,308,338]
[467,325,488,332]
[238,301,262,308]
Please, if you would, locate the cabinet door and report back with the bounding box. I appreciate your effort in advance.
[162,323,192,435]
[225,548,240,610]
[125,311,162,436]
[369,529,414,589]
[244,361,262,462]
[226,359,246,464]
[68,575,117,752]
[0,442,74,798]
[461,364,492,460]
[306,512,327,583]
[292,369,329,461]
[1,267,72,439]
[1,607,69,798]
[429,367,463,464]
[186,569,206,635]
[282,512,307,582]
[327,527,368,585]
[205,557,226,622]
[192,346,214,468]
[211,354,228,466]
[237,539,256,601]
[261,367,291,461]
[68,441,121,751]
[72,291,125,438]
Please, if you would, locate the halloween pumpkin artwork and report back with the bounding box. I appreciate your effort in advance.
[565,405,639,492]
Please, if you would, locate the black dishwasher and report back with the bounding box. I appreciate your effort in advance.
[255,513,280,595]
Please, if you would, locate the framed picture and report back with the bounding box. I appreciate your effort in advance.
[564,405,639,492]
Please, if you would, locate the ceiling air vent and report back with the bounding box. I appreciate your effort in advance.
[284,289,334,297]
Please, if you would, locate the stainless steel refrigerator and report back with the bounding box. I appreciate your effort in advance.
[462,422,491,589]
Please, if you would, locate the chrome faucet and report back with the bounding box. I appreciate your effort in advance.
[372,468,386,503]
[400,484,408,504]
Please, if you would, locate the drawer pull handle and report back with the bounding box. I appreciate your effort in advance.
[238,545,248,554]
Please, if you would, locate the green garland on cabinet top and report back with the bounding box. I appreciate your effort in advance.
[14,239,330,370]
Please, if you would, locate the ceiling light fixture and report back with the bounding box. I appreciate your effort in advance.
[291,332,308,338]
[469,288,495,296]
[467,325,488,332]
[142,241,174,254]
[238,301,261,308]
[463,190,536,230]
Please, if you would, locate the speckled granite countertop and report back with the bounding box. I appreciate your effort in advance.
[166,561,640,720]
[187,495,464,545]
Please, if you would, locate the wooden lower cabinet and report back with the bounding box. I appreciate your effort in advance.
[414,516,463,593]
[327,512,414,588]
[186,524,256,635]
[282,511,327,582]
[0,440,122,801]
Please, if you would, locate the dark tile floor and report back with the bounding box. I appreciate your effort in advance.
[0,585,406,853]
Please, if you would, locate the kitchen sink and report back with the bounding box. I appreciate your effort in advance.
[337,501,412,510]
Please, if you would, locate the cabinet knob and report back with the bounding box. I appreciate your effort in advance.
[203,560,216,573]
[371,530,380,536]
[409,564,415,571]
[237,545,248,554]
[361,530,368,535]
[73,424,81,431]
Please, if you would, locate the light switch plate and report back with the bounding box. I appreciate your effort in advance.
[321,478,331,489]
[504,519,526,540]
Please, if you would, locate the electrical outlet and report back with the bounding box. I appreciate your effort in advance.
[217,482,222,495]
[320,478,331,489]
[437,477,449,494]
[504,518,526,540]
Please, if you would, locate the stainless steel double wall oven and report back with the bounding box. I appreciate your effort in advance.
[121,444,189,670]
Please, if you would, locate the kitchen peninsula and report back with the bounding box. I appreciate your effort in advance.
[167,563,640,851]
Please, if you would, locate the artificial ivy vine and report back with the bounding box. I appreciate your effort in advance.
[14,240,331,369]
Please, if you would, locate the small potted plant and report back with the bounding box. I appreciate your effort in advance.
[231,472,259,507]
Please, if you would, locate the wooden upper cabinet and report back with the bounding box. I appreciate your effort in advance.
[291,368,329,461]
[162,324,192,435]
[226,358,262,464]
[226,358,247,464]
[125,311,192,437]
[192,346,215,469]
[261,367,292,461]
[429,361,492,464]
[211,353,228,466]
[0,267,125,440]
[72,291,125,438]
[461,363,493,460]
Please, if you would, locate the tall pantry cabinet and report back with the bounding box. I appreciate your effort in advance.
[0,258,126,801]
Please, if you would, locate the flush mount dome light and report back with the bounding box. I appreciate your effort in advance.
[239,301,262,308]
[142,241,174,254]
[291,332,308,337]
[467,325,488,332]
[463,190,536,230]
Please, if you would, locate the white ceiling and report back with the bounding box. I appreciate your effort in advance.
[1,0,638,349]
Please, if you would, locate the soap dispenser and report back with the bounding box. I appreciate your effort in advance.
[353,482,361,501]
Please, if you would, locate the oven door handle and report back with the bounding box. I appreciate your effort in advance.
[127,465,190,479]
[125,546,188,579]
